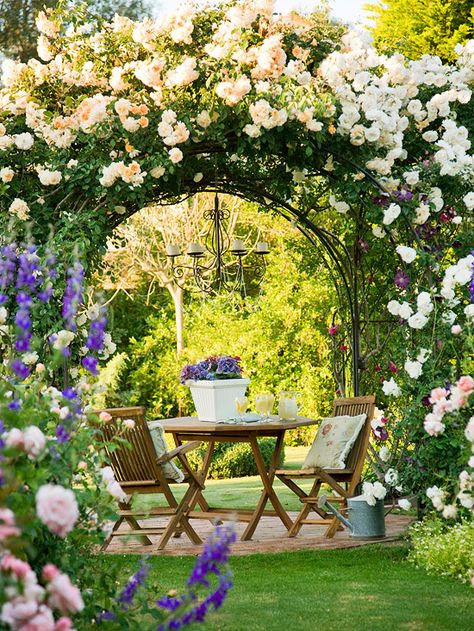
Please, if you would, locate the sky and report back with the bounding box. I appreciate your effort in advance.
[152,1,371,25]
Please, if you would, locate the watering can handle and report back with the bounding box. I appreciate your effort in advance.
[318,494,328,509]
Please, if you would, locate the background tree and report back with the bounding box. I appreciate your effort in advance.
[100,194,252,354]
[365,0,474,62]
[0,0,151,61]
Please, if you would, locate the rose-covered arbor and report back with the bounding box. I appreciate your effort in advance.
[0,0,473,402]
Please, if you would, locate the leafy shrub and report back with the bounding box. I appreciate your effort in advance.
[186,439,285,479]
[409,518,474,583]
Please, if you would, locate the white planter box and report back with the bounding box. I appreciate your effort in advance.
[187,378,250,421]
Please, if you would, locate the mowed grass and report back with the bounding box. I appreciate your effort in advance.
[138,446,313,512]
[104,545,474,631]
[108,447,474,630]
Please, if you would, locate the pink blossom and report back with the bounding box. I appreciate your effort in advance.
[457,375,474,395]
[19,604,55,631]
[388,361,398,373]
[424,415,445,436]
[0,523,20,541]
[465,416,474,443]
[432,399,452,417]
[35,485,79,538]
[47,574,84,614]
[42,564,60,581]
[0,508,16,525]
[328,325,339,335]
[123,418,135,429]
[54,618,74,631]
[5,428,25,450]
[23,426,47,459]
[1,599,38,626]
[429,387,448,403]
[1,554,31,578]
[451,324,462,335]
[99,411,112,422]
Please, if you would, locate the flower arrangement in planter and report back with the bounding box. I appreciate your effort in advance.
[180,356,250,421]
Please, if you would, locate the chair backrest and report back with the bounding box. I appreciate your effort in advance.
[332,396,376,472]
[98,406,164,484]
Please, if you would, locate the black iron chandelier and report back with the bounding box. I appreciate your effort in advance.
[165,194,269,296]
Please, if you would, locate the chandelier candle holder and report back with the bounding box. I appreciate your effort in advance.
[166,194,269,296]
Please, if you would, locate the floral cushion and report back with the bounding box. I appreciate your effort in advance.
[148,420,184,483]
[302,414,367,470]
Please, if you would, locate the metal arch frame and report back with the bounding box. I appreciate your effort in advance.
[108,149,399,396]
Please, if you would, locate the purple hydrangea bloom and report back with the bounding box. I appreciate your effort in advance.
[180,356,243,383]
[180,363,212,384]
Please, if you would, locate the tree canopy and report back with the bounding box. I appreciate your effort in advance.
[366,0,474,62]
[0,0,152,61]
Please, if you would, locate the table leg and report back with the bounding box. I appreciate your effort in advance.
[241,432,293,541]
[173,433,214,514]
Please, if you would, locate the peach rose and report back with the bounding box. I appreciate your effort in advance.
[457,375,474,395]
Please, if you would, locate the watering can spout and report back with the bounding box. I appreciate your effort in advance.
[318,495,354,532]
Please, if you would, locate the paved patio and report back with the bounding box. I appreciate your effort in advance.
[104,512,413,556]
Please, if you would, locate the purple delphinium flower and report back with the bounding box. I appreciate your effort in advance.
[62,262,84,331]
[8,400,21,411]
[85,306,107,352]
[394,269,410,290]
[157,525,236,630]
[82,355,98,375]
[0,243,17,303]
[117,559,150,610]
[10,359,30,381]
[469,249,474,303]
[56,425,69,444]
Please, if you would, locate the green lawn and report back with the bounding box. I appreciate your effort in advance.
[104,545,474,631]
[114,447,474,630]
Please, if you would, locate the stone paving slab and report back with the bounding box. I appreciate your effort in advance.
[105,512,413,557]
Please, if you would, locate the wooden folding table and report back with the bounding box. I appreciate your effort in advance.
[159,416,318,541]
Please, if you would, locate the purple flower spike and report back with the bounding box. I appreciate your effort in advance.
[82,355,99,375]
[62,262,84,331]
[10,359,30,380]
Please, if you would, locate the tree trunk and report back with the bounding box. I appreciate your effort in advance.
[170,285,184,354]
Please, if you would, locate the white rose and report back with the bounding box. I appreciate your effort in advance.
[403,170,419,186]
[382,377,401,397]
[404,359,423,379]
[398,302,414,320]
[383,203,401,225]
[417,291,433,316]
[384,468,399,486]
[408,312,428,329]
[396,245,417,264]
[463,192,474,209]
[372,226,386,238]
[397,499,411,511]
[14,132,34,150]
[414,204,430,225]
[379,446,390,462]
[387,300,401,316]
[150,166,165,179]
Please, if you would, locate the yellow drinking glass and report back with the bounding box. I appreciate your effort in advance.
[255,392,274,419]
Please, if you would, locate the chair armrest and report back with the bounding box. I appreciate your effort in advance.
[156,441,201,464]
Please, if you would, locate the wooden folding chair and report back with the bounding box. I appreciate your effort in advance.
[97,406,203,550]
[275,396,376,538]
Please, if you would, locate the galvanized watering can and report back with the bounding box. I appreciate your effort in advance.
[319,495,386,540]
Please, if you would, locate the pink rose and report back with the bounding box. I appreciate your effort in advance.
[1,599,38,626]
[0,508,16,525]
[123,418,135,429]
[48,574,84,614]
[451,324,462,335]
[5,428,25,450]
[457,375,474,395]
[42,564,60,581]
[106,480,128,502]
[99,411,112,422]
[23,426,47,459]
[35,485,79,538]
[54,617,74,631]
[429,387,448,403]
[424,416,445,436]
[465,417,474,443]
[0,524,20,541]
[1,554,31,578]
[19,605,55,631]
